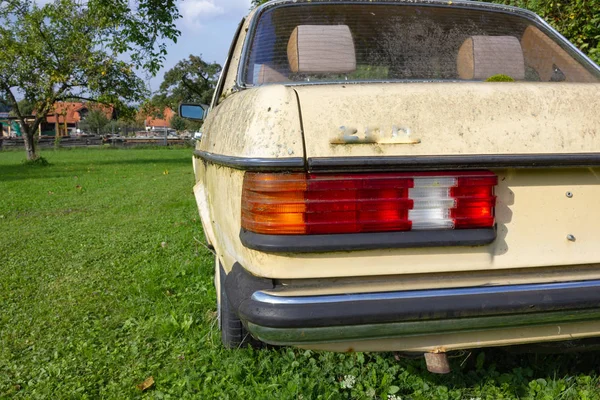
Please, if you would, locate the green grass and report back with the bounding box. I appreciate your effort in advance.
[1,147,600,399]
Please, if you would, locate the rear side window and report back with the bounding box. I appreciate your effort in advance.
[243,4,600,85]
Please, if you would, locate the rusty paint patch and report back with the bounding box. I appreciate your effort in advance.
[331,125,421,145]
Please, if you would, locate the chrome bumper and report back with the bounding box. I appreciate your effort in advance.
[224,264,600,346]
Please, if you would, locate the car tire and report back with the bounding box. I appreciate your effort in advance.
[218,262,260,349]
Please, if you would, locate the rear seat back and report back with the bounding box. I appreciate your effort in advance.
[255,64,290,84]
[520,26,596,83]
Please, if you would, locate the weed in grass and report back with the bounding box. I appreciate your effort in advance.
[1,148,600,399]
[20,156,51,167]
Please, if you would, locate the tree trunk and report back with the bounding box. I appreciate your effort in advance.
[23,128,38,160]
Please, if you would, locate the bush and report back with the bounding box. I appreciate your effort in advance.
[22,156,50,166]
[489,0,600,65]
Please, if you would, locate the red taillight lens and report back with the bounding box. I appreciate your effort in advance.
[242,171,497,235]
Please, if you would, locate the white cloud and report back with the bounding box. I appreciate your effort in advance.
[181,0,224,19]
[180,0,250,29]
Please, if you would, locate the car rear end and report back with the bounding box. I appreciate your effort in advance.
[200,0,600,353]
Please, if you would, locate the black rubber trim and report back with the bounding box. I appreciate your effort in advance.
[224,263,274,313]
[194,149,305,171]
[224,265,600,329]
[240,228,496,253]
[308,153,600,172]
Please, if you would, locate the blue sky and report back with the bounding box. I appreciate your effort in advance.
[148,0,253,92]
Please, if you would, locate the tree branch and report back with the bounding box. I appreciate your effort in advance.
[181,74,206,98]
[0,80,37,137]
[0,78,24,121]
[29,82,70,132]
[34,19,61,66]
[55,95,112,107]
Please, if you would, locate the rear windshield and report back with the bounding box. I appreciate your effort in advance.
[243,3,600,85]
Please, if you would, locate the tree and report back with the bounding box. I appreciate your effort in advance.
[9,99,35,116]
[157,55,222,110]
[0,0,181,160]
[169,115,187,132]
[102,118,143,136]
[251,0,269,6]
[78,108,110,135]
[141,54,221,133]
[0,96,9,112]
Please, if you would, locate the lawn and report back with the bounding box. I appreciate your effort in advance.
[1,147,600,399]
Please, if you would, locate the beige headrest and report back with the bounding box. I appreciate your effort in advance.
[457,36,525,80]
[520,26,595,82]
[287,25,356,74]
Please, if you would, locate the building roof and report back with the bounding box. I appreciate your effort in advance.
[145,107,175,128]
[45,102,114,124]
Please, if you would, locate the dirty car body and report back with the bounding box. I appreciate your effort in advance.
[188,0,600,352]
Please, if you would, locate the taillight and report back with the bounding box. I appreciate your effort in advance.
[242,171,497,235]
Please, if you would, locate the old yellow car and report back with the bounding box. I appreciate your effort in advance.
[181,0,600,370]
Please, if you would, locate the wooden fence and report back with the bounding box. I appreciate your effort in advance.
[0,136,191,150]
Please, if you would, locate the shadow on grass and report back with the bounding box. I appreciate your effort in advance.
[70,156,193,167]
[417,345,599,382]
[388,346,600,398]
[0,156,192,182]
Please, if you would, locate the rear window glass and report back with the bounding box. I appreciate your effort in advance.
[243,4,600,85]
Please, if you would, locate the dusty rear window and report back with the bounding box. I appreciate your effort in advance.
[243,3,600,85]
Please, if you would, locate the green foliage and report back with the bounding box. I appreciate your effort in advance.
[20,156,50,167]
[2,147,600,399]
[15,100,34,116]
[103,119,144,136]
[186,120,204,133]
[0,0,181,159]
[157,55,222,109]
[350,65,390,80]
[251,0,270,6]
[488,0,600,65]
[145,54,221,133]
[486,74,516,82]
[0,96,10,112]
[169,115,188,132]
[4,99,34,117]
[114,104,140,123]
[78,108,110,135]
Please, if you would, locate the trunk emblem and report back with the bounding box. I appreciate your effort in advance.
[331,125,421,145]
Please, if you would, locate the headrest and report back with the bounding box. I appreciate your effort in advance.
[457,36,525,80]
[287,25,356,74]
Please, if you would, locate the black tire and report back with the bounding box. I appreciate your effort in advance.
[219,264,259,349]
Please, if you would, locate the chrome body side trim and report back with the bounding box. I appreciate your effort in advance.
[193,149,305,171]
[252,279,600,305]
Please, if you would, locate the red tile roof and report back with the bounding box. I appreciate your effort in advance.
[45,102,114,124]
[145,108,175,128]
